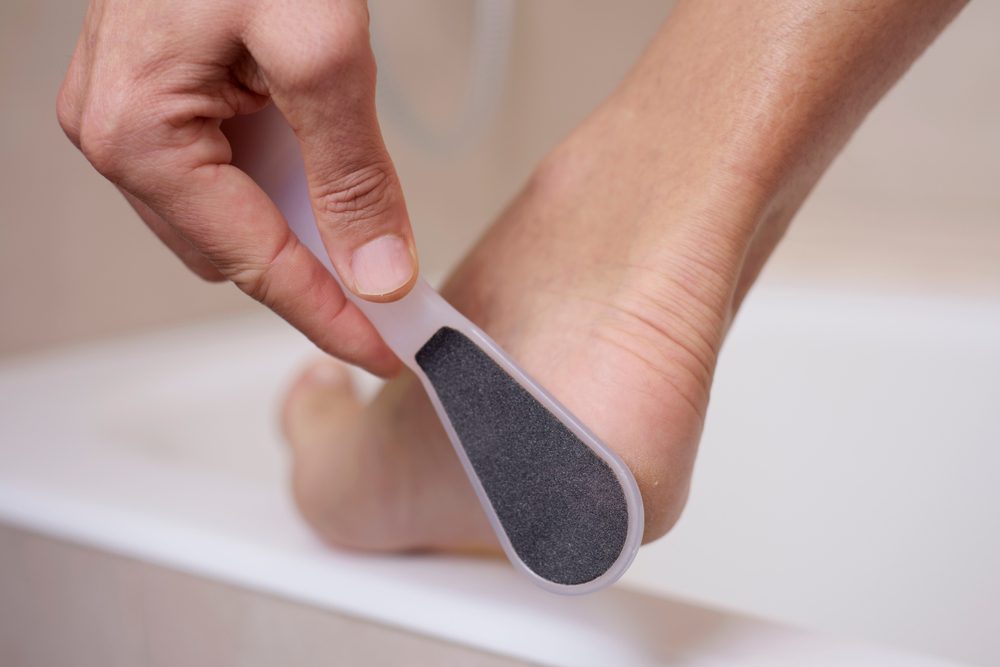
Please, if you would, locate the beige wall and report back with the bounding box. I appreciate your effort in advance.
[1,0,997,357]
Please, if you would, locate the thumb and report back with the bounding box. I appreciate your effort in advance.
[252,7,418,302]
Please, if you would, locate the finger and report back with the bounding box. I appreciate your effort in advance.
[160,162,400,376]
[245,1,419,302]
[82,110,399,375]
[119,188,225,282]
[69,1,400,375]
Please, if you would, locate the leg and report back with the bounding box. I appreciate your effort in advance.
[282,0,965,551]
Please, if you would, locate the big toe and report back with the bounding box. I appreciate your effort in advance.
[281,358,362,454]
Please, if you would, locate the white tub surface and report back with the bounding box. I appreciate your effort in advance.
[1,285,993,667]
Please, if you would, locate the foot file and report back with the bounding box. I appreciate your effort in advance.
[294,232,644,594]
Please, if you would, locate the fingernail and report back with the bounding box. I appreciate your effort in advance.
[350,234,415,297]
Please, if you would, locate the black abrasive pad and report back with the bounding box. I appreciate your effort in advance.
[415,326,629,585]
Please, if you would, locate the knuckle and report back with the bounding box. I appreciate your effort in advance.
[281,46,356,92]
[224,232,296,304]
[228,260,273,304]
[75,90,153,180]
[78,125,117,177]
[274,21,372,92]
[77,110,133,179]
[314,162,397,232]
[55,85,82,147]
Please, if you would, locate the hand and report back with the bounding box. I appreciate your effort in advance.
[57,0,417,376]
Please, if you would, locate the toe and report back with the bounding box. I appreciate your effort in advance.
[281,357,362,453]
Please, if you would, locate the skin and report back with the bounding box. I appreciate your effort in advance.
[281,0,968,553]
[58,0,419,377]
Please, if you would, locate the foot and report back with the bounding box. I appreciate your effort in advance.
[281,102,779,554]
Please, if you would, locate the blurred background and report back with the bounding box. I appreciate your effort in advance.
[1,1,998,666]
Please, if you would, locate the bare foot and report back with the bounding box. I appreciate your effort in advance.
[280,93,786,554]
[278,0,967,557]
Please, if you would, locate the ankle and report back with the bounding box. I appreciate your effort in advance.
[529,121,769,343]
